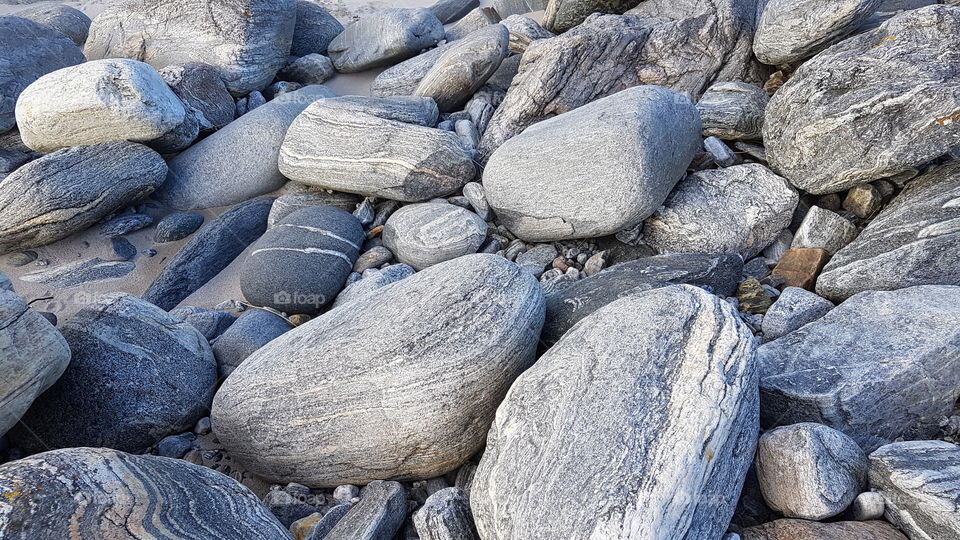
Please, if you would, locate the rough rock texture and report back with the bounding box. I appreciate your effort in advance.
[414,24,509,112]
[160,63,236,132]
[0,16,85,132]
[494,0,548,17]
[212,254,545,487]
[817,162,960,302]
[414,487,480,540]
[0,142,167,255]
[213,309,292,378]
[697,81,768,140]
[84,0,296,96]
[305,95,440,126]
[332,264,416,308]
[13,4,91,46]
[292,0,344,56]
[643,164,799,259]
[760,286,833,341]
[754,0,882,66]
[328,8,445,73]
[279,54,336,85]
[154,212,205,243]
[501,15,555,52]
[763,5,960,194]
[869,440,960,540]
[323,481,407,540]
[471,285,758,540]
[445,7,502,41]
[370,42,453,97]
[268,191,362,227]
[9,294,215,454]
[382,202,488,270]
[758,285,960,451]
[0,447,290,539]
[484,85,701,242]
[543,0,643,32]
[791,205,859,256]
[19,257,136,289]
[740,519,908,540]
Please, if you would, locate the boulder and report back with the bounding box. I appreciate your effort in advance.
[760,287,833,341]
[414,24,509,112]
[268,191,363,227]
[159,63,236,132]
[382,202,488,270]
[493,0,548,17]
[501,15,555,53]
[300,95,440,126]
[414,487,479,540]
[445,8,502,41]
[332,264,416,308]
[370,43,453,97]
[791,205,859,256]
[328,9,445,73]
[697,81,768,140]
[471,285,758,539]
[483,85,701,242]
[430,0,480,24]
[0,141,167,255]
[213,309,292,378]
[279,54,336,85]
[323,481,407,540]
[543,0,643,33]
[292,0,344,56]
[212,254,545,487]
[13,4,91,46]
[763,5,960,194]
[740,519,907,540]
[84,0,296,96]
[758,285,960,451]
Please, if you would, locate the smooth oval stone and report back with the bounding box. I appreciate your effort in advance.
[753,0,881,66]
[0,447,290,539]
[414,24,509,112]
[154,212,205,243]
[328,8,445,73]
[382,202,488,270]
[212,254,545,487]
[292,0,344,56]
[213,309,292,378]
[13,4,91,46]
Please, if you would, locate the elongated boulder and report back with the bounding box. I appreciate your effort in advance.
[543,0,643,33]
[759,285,960,451]
[13,4,91,46]
[84,0,296,96]
[212,254,545,487]
[816,162,960,302]
[370,43,453,97]
[324,481,407,540]
[484,85,701,241]
[754,0,881,66]
[292,0,344,56]
[328,8,445,73]
[382,202,488,270]
[0,447,290,539]
[414,24,509,112]
[764,5,960,194]
[471,285,758,539]
[308,95,440,126]
[0,141,167,255]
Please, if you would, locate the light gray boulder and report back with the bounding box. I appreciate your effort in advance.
[754,0,882,66]
[759,285,960,451]
[0,141,167,255]
[763,5,960,194]
[292,0,344,57]
[643,164,799,259]
[211,254,545,487]
[415,24,510,112]
[370,43,453,97]
[792,205,859,256]
[84,0,296,96]
[761,287,833,341]
[382,203,488,270]
[414,487,480,540]
[324,481,407,540]
[471,285,758,540]
[543,0,643,32]
[430,0,481,23]
[816,162,960,302]
[159,63,237,132]
[328,8,445,73]
[484,85,701,242]
[697,81,768,140]
[279,54,336,85]
[303,95,440,126]
[13,4,91,46]
[445,8,502,42]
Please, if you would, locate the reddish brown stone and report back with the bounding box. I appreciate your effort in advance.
[741,518,907,540]
[772,248,829,290]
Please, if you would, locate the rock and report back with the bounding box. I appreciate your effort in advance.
[279,102,476,202]
[704,136,739,167]
[292,1,344,56]
[501,15,554,53]
[291,513,322,540]
[761,287,833,341]
[445,8,502,41]
[159,63,236,132]
[333,264,416,308]
[328,9,445,73]
[382,203,487,270]
[107,237,137,262]
[143,198,274,311]
[300,95,440,126]
[101,213,153,237]
[414,487,479,540]
[737,278,774,314]
[324,481,406,540]
[515,244,558,278]
[643,164,799,259]
[280,54,336,85]
[148,106,200,154]
[850,491,885,521]
[240,206,364,313]
[843,184,882,219]
[869,440,960,540]
[431,0,480,23]
[758,285,960,451]
[754,0,881,66]
[484,85,701,242]
[0,16,84,132]
[791,206,858,256]
[13,4,91,46]
[353,246,394,273]
[170,306,237,341]
[764,6,960,194]
[471,285,758,539]
[455,119,480,148]
[268,191,363,227]
[740,519,908,540]
[817,163,960,301]
[8,294,216,454]
[213,309,292,378]
[156,86,332,211]
[156,432,197,458]
[212,254,544,486]
[19,257,136,289]
[265,486,318,528]
[414,24,510,112]
[697,81,768,140]
[771,248,829,290]
[462,182,492,221]
[307,504,352,540]
[543,0,643,33]
[154,212,205,243]
[493,0,548,17]
[0,142,167,255]
[84,0,296,96]
[756,423,868,520]
[370,43,453,97]
[0,447,290,539]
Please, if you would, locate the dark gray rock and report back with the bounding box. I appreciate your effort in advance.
[156,432,197,458]
[107,236,138,262]
[19,257,136,289]
[328,8,445,73]
[264,486,318,528]
[430,0,480,23]
[154,212,205,243]
[307,504,352,540]
[268,191,363,227]
[414,24,510,112]
[13,4,91,46]
[101,213,153,237]
[332,264,416,308]
[697,81,768,140]
[760,287,833,341]
[292,0,344,56]
[382,202,487,270]
[414,487,479,540]
[370,43,453,98]
[159,63,236,132]
[279,53,336,85]
[322,481,406,540]
[170,306,238,341]
[543,0,643,32]
[213,309,292,378]
[754,0,882,66]
[791,205,859,256]
[147,107,200,154]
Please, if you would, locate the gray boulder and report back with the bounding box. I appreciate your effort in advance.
[414,487,479,540]
[268,191,362,227]
[445,8,502,41]
[471,285,758,539]
[543,0,643,32]
[484,85,701,242]
[759,285,960,451]
[332,264,416,308]
[430,0,480,24]
[791,205,859,256]
[213,309,292,378]
[323,481,406,540]
[761,287,833,341]
[763,5,960,194]
[170,306,237,341]
[754,0,882,66]
[279,53,336,85]
[19,257,136,289]
[382,202,488,270]
[370,43,453,97]
[292,0,344,56]
[0,142,167,255]
[328,8,445,73]
[739,518,908,539]
[13,4,91,46]
[301,95,440,126]
[159,63,236,132]
[414,24,509,112]
[212,254,545,487]
[501,15,555,53]
[154,212,205,243]
[697,81,768,140]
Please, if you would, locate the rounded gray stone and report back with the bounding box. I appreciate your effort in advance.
[543,0,643,33]
[13,4,91,46]
[382,203,488,270]
[328,8,445,73]
[292,0,344,57]
[213,309,292,378]
[696,81,768,141]
[414,24,510,112]
[760,287,834,342]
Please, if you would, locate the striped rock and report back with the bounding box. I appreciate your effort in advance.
[268,191,362,227]
[212,254,545,487]
[0,447,290,539]
[159,63,236,132]
[240,206,364,314]
[543,0,643,32]
[328,8,445,73]
[306,95,440,126]
[696,81,768,141]
[414,24,510,112]
[382,202,488,270]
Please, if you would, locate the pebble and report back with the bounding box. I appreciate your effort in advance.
[761,286,833,341]
[850,491,885,521]
[108,237,139,262]
[100,213,153,237]
[154,212,205,243]
[382,202,488,270]
[279,53,336,85]
[462,182,493,221]
[843,184,883,218]
[157,433,198,459]
[353,246,395,273]
[169,306,237,341]
[736,278,774,314]
[20,257,136,289]
[515,244,558,278]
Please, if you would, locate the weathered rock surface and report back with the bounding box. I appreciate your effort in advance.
[501,15,554,52]
[754,0,882,66]
[543,0,642,32]
[0,447,290,539]
[323,481,407,540]
[792,205,859,256]
[643,164,799,259]
[414,24,509,112]
[382,202,487,270]
[154,212,205,243]
[430,0,480,24]
[763,5,960,194]
[0,141,167,255]
[19,257,136,289]
[370,42,453,97]
[333,264,416,308]
[170,306,237,341]
[306,95,440,126]
[84,0,296,96]
[268,191,362,227]
[160,62,236,132]
[445,7,502,41]
[213,309,292,378]
[328,8,445,73]
[484,85,701,241]
[697,81,768,140]
[760,287,833,341]
[414,487,479,540]
[279,54,336,85]
[13,4,91,46]
[292,0,344,56]
[740,519,908,540]
[759,285,960,451]
[212,254,545,487]
[493,0,548,17]
[471,285,758,539]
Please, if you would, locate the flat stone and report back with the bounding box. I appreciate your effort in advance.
[543,0,643,32]
[280,54,336,85]
[430,0,480,23]
[772,248,829,290]
[740,519,907,540]
[292,0,344,56]
[154,212,205,243]
[101,213,153,237]
[697,81,768,140]
[382,202,487,270]
[791,206,858,256]
[414,487,479,540]
[515,244,558,278]
[19,257,136,289]
[13,4,91,46]
[213,309,292,378]
[328,8,445,73]
[414,24,509,112]
[159,63,236,132]
[754,0,881,66]
[761,287,833,341]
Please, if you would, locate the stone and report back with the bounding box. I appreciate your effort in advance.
[299,95,440,126]
[758,285,960,451]
[740,519,907,540]
[850,491,885,521]
[0,447,290,539]
[445,8,502,41]
[462,182,492,221]
[704,136,739,167]
[471,285,758,539]
[84,0,296,96]
[265,487,318,528]
[697,81,768,140]
[0,16,85,132]
[328,9,445,73]
[756,423,868,520]
[430,0,481,23]
[212,254,544,486]
[370,43,453,98]
[501,15,554,53]
[156,432,197,458]
[307,504,352,540]
[334,485,360,504]
[156,86,332,211]
[382,203,487,271]
[754,0,881,66]
[291,513,322,540]
[170,306,237,341]
[644,164,798,259]
[13,4,91,46]
[493,0,548,17]
[332,264,416,308]
[761,287,833,341]
[9,294,216,454]
[269,191,363,227]
[143,198,274,311]
[323,481,406,540]
[543,0,643,33]
[154,212,205,243]
[791,206,858,256]
[455,120,480,148]
[414,487,479,540]
[19,257,136,289]
[0,142,167,255]
[240,206,364,313]
[843,184,882,219]
[280,54,336,85]
[764,6,960,194]
[353,246,394,273]
[414,24,510,112]
[737,278,774,314]
[484,86,701,242]
[212,309,292,378]
[292,1,344,56]
[515,244,558,278]
[159,63,236,132]
[101,214,153,237]
[771,248,829,290]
